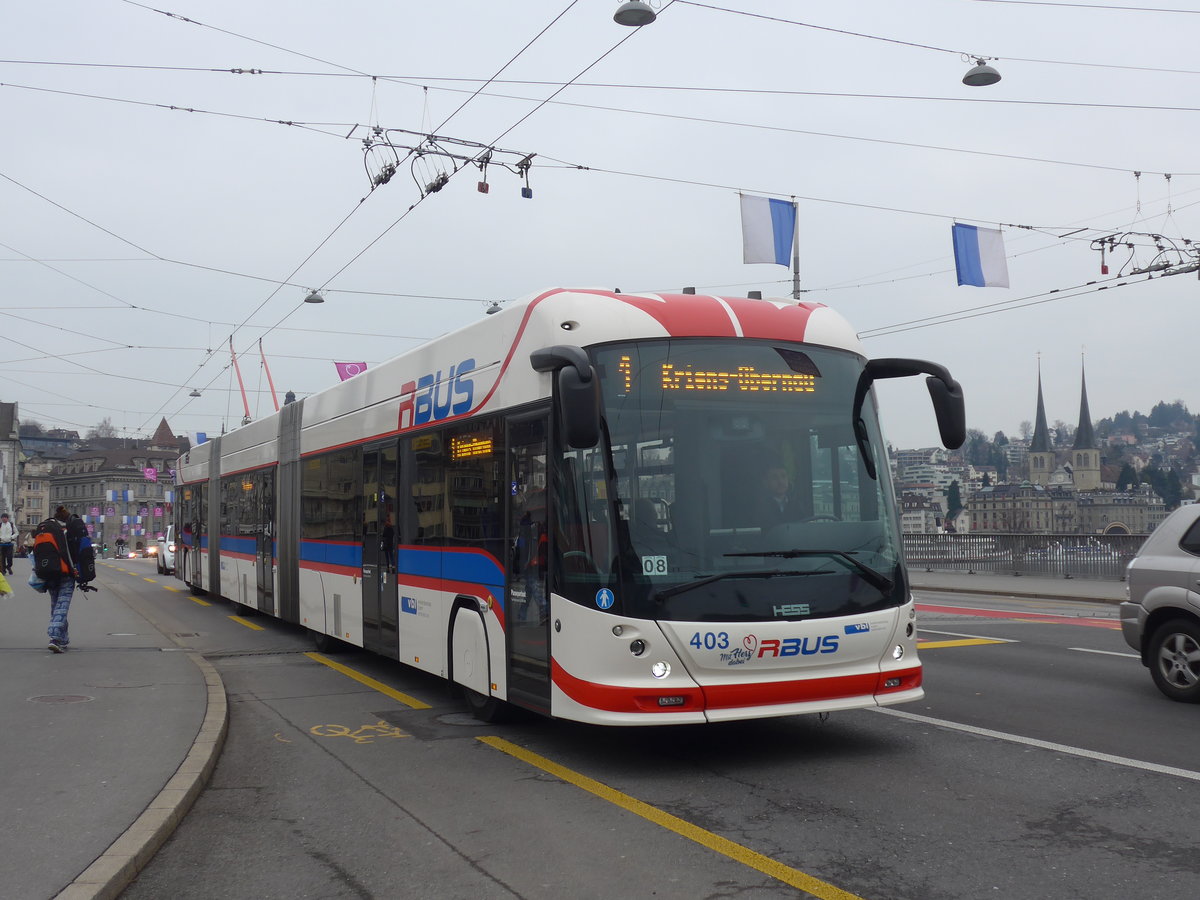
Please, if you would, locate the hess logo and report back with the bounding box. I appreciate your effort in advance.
[398,358,476,429]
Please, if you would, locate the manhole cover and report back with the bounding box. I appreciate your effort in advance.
[29,695,94,704]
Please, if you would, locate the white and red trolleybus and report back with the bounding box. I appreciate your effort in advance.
[174,288,964,725]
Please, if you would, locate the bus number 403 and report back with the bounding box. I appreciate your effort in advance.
[690,631,730,651]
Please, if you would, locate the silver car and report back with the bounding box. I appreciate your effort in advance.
[1121,504,1200,702]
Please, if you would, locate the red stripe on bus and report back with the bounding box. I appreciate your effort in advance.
[551,660,921,714]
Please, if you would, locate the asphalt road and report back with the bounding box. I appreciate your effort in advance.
[113,572,1200,900]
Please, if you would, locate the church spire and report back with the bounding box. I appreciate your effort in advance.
[1072,356,1096,450]
[1029,359,1052,452]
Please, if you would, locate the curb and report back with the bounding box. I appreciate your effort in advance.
[53,651,228,900]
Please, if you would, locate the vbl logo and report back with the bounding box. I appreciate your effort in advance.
[398,358,476,429]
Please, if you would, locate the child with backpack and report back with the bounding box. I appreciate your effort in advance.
[32,506,91,653]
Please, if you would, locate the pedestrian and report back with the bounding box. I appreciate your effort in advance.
[0,512,16,574]
[42,505,87,653]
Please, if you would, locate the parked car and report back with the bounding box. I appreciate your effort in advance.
[1121,504,1200,703]
[156,525,175,575]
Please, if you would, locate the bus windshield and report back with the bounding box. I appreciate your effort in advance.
[552,338,907,623]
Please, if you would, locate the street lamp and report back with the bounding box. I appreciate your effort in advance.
[963,57,1001,87]
[614,1,656,26]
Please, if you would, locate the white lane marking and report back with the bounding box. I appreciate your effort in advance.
[1068,647,1139,659]
[919,629,1018,643]
[873,707,1200,783]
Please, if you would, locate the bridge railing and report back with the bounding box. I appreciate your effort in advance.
[901,533,1147,581]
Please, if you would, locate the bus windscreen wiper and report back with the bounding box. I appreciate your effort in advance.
[654,568,828,602]
[723,549,894,594]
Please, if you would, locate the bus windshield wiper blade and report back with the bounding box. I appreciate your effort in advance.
[655,569,823,602]
[723,549,894,594]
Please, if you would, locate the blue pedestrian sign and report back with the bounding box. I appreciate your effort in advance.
[595,588,615,610]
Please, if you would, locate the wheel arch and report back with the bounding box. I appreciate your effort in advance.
[447,594,494,697]
[1143,604,1200,664]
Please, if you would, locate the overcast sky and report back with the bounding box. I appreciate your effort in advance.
[4,0,1199,450]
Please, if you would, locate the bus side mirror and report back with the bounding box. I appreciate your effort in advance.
[855,358,966,450]
[925,372,966,450]
[531,345,601,449]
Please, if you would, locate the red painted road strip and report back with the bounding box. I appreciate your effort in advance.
[917,603,1120,630]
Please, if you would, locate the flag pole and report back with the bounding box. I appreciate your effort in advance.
[790,198,801,300]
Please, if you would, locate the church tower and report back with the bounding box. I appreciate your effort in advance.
[1027,361,1055,486]
[1071,359,1101,490]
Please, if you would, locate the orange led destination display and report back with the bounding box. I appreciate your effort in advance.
[617,355,817,394]
[450,434,493,460]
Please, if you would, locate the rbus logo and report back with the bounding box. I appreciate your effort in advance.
[398,358,476,429]
[756,635,840,657]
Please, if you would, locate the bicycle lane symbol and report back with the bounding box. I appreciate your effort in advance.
[310,721,410,744]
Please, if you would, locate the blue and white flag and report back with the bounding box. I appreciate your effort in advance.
[952,223,1009,288]
[740,194,796,267]
[189,431,208,446]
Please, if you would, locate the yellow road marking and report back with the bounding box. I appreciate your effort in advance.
[190,595,211,607]
[164,585,183,593]
[229,615,264,631]
[305,652,432,709]
[917,638,1007,649]
[143,577,157,583]
[478,736,863,899]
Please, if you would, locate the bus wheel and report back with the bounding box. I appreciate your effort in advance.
[462,686,512,723]
[310,629,340,653]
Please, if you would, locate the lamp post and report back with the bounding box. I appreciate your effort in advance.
[614,1,656,26]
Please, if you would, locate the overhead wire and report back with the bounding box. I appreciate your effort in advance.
[10,0,1197,434]
[969,0,1200,12]
[0,80,354,139]
[677,1,1200,77]
[126,0,630,430]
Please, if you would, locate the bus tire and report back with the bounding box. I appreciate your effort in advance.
[310,629,340,653]
[462,685,512,723]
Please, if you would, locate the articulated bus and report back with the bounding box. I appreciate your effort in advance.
[174,288,964,725]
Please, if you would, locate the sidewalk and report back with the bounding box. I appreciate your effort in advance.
[0,561,226,900]
[909,569,1127,604]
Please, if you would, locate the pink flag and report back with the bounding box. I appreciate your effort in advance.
[144,467,158,482]
[335,361,368,381]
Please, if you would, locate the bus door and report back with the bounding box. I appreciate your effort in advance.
[506,414,551,710]
[362,442,400,659]
[255,469,276,615]
[185,485,204,589]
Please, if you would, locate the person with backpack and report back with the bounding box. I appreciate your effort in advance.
[0,512,16,574]
[35,505,88,653]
